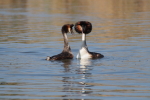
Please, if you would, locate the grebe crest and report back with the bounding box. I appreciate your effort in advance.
[75,21,104,59]
[46,24,74,60]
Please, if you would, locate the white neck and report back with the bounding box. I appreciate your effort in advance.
[82,33,87,48]
[76,33,91,59]
[64,33,68,41]
[82,33,85,41]
[62,33,70,52]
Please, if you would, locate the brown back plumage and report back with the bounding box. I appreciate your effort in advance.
[89,52,104,59]
[47,52,73,60]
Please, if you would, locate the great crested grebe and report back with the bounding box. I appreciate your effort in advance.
[75,21,104,59]
[46,24,74,60]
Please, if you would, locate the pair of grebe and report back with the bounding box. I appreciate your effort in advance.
[46,21,104,61]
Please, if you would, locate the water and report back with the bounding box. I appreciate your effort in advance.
[0,0,150,100]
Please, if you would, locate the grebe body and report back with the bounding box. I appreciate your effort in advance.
[46,24,74,60]
[75,21,104,59]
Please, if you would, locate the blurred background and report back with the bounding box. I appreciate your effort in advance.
[1,0,150,44]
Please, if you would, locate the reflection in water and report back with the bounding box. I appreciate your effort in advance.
[78,59,92,66]
[61,59,94,99]
[61,59,72,72]
[77,59,93,98]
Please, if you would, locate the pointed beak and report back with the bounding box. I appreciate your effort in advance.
[70,24,74,35]
[81,25,86,33]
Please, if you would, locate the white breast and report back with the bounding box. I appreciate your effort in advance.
[76,47,92,59]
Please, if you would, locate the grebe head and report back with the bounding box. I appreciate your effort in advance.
[61,24,74,34]
[75,21,92,34]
